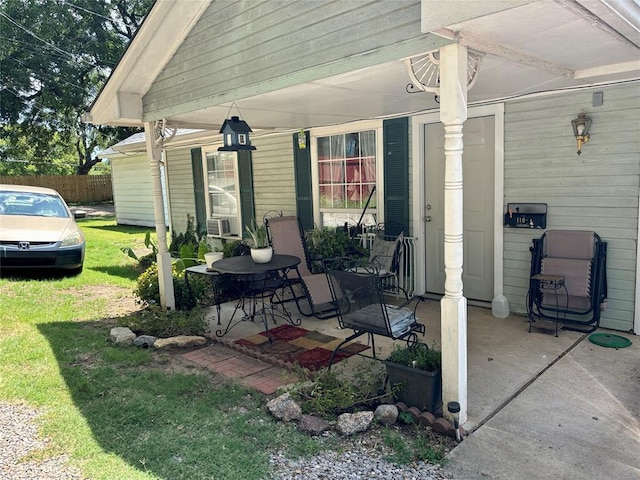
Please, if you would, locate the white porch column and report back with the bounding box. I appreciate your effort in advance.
[144,121,175,311]
[438,44,468,425]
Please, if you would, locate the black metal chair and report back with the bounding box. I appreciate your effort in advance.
[324,257,426,368]
[527,230,607,334]
[360,223,407,298]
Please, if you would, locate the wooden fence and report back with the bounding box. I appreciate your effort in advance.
[0,175,113,203]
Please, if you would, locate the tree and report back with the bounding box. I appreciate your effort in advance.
[0,0,153,175]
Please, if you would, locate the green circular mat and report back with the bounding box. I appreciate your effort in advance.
[588,333,632,349]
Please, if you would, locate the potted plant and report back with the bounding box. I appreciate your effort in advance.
[245,219,272,263]
[383,342,442,413]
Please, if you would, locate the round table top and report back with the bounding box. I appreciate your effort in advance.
[212,254,300,275]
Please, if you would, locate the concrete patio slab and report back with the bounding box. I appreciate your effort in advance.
[444,330,640,479]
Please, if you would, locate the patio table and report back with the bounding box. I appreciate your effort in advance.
[208,254,302,340]
[184,264,226,325]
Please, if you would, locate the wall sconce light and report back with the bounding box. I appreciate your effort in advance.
[571,112,592,155]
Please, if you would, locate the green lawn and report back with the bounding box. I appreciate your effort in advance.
[0,217,327,479]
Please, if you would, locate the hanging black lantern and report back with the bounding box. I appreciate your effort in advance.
[218,116,256,151]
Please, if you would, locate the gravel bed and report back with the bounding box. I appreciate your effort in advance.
[0,403,83,480]
[269,430,451,480]
[270,450,448,480]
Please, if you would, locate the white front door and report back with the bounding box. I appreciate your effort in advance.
[424,116,495,302]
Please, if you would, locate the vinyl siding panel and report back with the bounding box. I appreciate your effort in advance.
[165,147,197,234]
[502,83,640,332]
[111,155,155,227]
[143,0,447,117]
[251,133,297,220]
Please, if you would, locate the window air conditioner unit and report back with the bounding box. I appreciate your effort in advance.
[207,218,231,237]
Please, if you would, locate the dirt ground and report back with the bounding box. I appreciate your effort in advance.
[70,285,141,318]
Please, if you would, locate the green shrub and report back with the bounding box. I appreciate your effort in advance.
[122,305,207,337]
[134,263,213,310]
[222,239,250,257]
[291,365,385,419]
[136,252,156,271]
[304,228,368,273]
[121,230,158,271]
[387,343,441,371]
[170,214,204,256]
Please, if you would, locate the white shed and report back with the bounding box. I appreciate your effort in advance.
[98,133,165,227]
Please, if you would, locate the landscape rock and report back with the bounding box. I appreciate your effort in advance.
[336,411,374,436]
[374,404,398,426]
[299,415,331,435]
[110,327,136,345]
[152,335,207,349]
[134,335,157,348]
[266,393,302,422]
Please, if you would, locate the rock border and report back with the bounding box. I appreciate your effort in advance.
[267,390,466,440]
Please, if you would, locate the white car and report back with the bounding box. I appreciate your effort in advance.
[0,184,85,275]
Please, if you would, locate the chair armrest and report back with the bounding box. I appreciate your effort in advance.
[394,295,426,317]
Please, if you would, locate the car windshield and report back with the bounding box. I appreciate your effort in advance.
[0,191,69,218]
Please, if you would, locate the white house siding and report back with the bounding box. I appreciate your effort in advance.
[164,147,197,235]
[111,154,155,227]
[502,83,640,332]
[252,133,297,220]
[142,0,448,120]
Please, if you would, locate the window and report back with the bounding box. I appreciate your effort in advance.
[204,150,240,236]
[316,129,377,228]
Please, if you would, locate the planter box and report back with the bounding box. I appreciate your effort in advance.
[383,361,442,413]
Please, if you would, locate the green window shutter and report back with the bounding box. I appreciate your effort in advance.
[190,148,206,233]
[293,131,314,231]
[237,150,256,234]
[383,117,409,237]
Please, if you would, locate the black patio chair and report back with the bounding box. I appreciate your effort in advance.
[359,222,407,298]
[323,257,426,369]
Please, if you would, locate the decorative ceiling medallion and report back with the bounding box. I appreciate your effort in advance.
[405,50,482,95]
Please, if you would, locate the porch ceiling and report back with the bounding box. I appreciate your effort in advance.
[90,0,640,133]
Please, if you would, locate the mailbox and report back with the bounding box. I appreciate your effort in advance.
[504,203,547,229]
